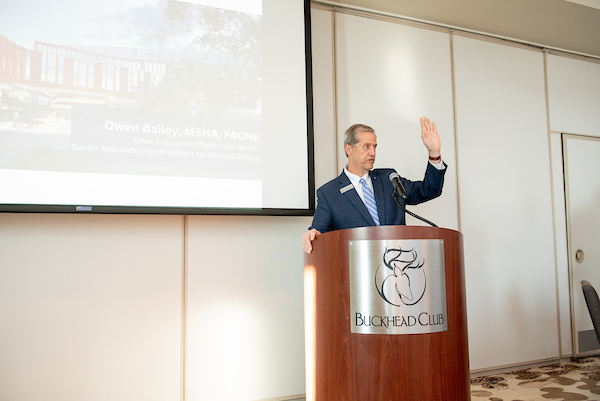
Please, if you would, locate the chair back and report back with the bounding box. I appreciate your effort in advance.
[581,280,600,345]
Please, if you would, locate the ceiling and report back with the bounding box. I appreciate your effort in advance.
[313,0,600,59]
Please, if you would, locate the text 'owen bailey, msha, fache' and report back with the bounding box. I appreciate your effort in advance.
[104,121,259,141]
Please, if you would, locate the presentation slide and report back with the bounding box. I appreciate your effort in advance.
[0,0,312,212]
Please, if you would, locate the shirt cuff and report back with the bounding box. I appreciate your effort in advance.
[429,159,446,170]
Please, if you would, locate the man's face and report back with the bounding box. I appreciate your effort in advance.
[346,130,377,176]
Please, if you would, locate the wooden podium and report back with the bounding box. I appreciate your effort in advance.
[303,226,470,401]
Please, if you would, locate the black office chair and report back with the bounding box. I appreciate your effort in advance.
[581,280,600,345]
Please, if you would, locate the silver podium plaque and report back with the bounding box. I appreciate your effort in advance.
[349,239,447,335]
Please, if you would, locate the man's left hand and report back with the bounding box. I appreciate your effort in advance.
[420,116,441,161]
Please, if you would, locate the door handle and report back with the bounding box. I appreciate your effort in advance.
[576,249,585,263]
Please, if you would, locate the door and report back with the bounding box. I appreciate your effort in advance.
[564,134,600,356]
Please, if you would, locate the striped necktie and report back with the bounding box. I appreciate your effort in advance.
[360,178,380,226]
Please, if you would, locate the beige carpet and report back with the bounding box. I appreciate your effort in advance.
[470,357,600,400]
[289,357,600,401]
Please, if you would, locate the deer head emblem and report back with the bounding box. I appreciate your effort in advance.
[375,246,427,307]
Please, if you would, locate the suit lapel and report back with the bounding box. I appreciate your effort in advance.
[337,173,374,226]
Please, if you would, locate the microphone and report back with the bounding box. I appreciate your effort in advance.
[389,172,407,200]
[388,171,438,227]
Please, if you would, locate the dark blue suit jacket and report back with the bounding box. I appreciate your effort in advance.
[309,162,446,233]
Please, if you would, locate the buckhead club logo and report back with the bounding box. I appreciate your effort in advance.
[375,246,427,307]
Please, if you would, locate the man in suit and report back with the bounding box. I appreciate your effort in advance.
[301,117,446,254]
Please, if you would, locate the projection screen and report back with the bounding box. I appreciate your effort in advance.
[0,0,314,215]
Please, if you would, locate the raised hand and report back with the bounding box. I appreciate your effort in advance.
[420,116,441,160]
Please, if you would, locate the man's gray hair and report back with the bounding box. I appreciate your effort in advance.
[344,124,376,157]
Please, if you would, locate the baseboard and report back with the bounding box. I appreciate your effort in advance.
[470,357,561,378]
[251,394,306,401]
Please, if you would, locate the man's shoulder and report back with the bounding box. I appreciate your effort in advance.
[317,172,347,192]
[370,168,395,179]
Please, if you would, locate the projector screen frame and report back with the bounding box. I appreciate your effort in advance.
[0,0,316,217]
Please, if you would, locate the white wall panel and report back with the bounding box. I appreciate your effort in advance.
[547,54,600,137]
[186,215,308,401]
[0,214,182,401]
[453,35,558,370]
[335,14,459,230]
[311,8,338,188]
